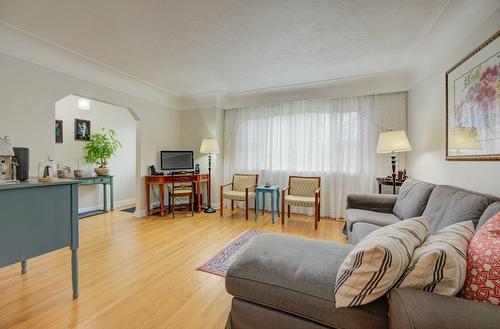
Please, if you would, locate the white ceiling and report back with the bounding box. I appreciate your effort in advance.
[0,0,498,98]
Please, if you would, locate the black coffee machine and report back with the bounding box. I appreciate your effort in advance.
[13,147,29,181]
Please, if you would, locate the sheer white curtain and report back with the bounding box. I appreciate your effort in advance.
[224,92,406,218]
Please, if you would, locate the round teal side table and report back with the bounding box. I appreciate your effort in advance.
[255,185,281,224]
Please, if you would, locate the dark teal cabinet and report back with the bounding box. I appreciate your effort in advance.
[0,180,79,299]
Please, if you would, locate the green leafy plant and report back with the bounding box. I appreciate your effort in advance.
[84,128,122,167]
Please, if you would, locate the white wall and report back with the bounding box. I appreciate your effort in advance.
[0,52,180,215]
[407,9,500,197]
[55,95,136,211]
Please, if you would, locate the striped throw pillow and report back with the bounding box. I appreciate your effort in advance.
[335,217,428,307]
[396,221,475,296]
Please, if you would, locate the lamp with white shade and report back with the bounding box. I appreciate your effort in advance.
[376,130,412,194]
[200,138,220,213]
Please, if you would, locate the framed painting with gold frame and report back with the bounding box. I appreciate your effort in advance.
[446,30,500,161]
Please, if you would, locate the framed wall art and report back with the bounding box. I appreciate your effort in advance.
[446,30,500,161]
[55,120,63,144]
[74,119,91,141]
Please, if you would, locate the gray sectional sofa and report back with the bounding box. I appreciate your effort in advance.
[225,179,500,329]
[345,178,496,243]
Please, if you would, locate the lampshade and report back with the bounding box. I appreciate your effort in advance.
[200,138,219,154]
[0,136,15,156]
[448,127,482,150]
[376,130,412,154]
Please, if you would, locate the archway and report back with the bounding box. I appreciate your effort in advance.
[54,94,142,216]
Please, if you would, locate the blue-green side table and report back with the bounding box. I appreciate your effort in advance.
[255,185,280,224]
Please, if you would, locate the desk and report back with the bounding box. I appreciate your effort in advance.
[377,177,405,194]
[255,185,280,224]
[145,173,209,216]
[0,179,79,299]
[75,175,114,218]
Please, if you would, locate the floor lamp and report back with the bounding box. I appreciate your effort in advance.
[200,138,219,213]
[376,130,412,194]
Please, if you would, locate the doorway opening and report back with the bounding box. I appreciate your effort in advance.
[54,94,138,216]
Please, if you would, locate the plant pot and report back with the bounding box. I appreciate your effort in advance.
[74,169,84,178]
[94,167,110,176]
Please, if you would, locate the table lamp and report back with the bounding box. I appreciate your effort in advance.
[376,130,412,194]
[200,138,219,213]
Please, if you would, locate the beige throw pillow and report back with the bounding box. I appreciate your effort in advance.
[335,217,428,307]
[396,221,475,296]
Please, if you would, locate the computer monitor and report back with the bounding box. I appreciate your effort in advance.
[160,151,194,171]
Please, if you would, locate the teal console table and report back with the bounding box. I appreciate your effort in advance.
[76,175,114,218]
[255,185,281,224]
[0,179,80,299]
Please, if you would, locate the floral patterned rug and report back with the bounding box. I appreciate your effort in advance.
[197,229,261,277]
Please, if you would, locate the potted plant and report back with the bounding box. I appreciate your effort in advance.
[84,128,122,176]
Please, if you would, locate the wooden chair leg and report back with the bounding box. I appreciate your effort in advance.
[245,197,249,220]
[231,200,234,211]
[287,205,291,218]
[318,201,321,222]
[168,192,171,214]
[220,187,223,217]
[281,190,285,225]
[171,194,175,219]
[191,194,194,217]
[313,204,318,230]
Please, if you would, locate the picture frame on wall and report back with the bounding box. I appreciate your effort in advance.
[55,120,63,144]
[446,30,500,161]
[74,119,91,141]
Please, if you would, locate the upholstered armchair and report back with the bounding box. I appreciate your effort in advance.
[220,173,259,220]
[282,176,321,229]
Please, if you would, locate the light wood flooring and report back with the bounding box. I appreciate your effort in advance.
[0,207,346,329]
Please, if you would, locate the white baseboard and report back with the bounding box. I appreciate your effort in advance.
[78,198,136,213]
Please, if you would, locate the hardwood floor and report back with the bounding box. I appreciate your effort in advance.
[0,207,346,329]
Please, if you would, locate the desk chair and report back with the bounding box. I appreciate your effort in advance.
[282,176,321,229]
[220,173,259,220]
[168,171,195,218]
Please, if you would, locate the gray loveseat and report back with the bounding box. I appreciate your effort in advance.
[225,179,500,329]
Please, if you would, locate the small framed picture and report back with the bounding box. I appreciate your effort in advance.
[74,119,91,141]
[55,120,63,143]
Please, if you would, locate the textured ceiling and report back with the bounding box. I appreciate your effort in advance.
[0,0,490,96]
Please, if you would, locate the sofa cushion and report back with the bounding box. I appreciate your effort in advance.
[477,201,500,229]
[223,190,256,201]
[393,179,435,219]
[396,221,475,296]
[348,222,383,245]
[464,212,500,305]
[284,195,315,207]
[422,185,492,233]
[226,233,389,329]
[335,217,428,307]
[346,208,400,232]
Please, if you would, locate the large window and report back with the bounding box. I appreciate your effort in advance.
[224,93,406,218]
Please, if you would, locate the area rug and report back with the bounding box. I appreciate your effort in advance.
[197,229,261,277]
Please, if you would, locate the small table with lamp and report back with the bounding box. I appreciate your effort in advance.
[376,130,412,194]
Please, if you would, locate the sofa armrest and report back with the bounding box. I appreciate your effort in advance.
[389,288,500,329]
[346,193,398,213]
